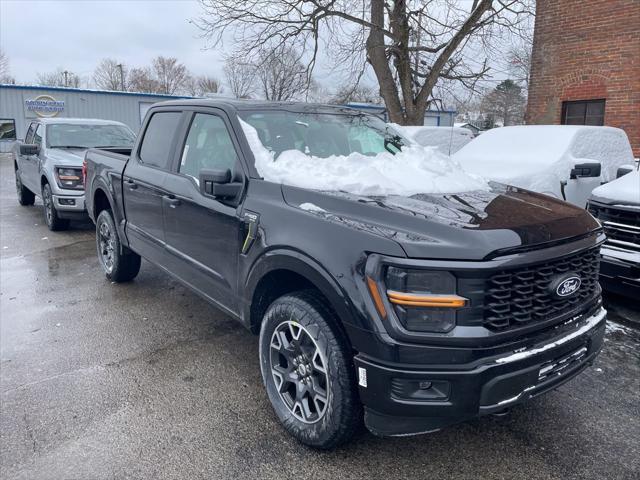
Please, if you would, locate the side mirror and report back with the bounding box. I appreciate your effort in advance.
[570,162,601,179]
[20,144,40,156]
[199,168,242,199]
[616,165,634,178]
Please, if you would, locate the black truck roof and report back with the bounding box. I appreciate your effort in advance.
[152,98,366,115]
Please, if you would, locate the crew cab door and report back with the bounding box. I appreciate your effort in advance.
[123,110,182,265]
[161,110,244,315]
[17,122,40,192]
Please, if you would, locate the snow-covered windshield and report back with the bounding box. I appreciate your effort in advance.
[238,110,408,159]
[239,114,489,197]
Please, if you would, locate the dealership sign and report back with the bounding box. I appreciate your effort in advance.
[25,95,65,117]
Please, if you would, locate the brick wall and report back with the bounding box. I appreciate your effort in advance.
[526,0,640,156]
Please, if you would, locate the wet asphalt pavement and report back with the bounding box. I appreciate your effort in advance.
[0,153,639,480]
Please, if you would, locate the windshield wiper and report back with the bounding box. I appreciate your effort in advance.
[51,145,88,149]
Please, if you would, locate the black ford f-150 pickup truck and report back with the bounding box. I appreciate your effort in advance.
[84,99,606,449]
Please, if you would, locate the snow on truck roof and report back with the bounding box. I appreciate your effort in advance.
[453,125,634,194]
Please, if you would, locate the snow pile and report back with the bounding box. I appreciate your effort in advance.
[591,169,640,205]
[453,125,635,197]
[240,119,489,196]
[391,124,473,155]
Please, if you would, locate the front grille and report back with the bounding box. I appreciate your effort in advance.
[589,203,640,251]
[484,247,601,330]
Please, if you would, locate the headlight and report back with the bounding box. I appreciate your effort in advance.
[55,167,83,190]
[378,267,467,333]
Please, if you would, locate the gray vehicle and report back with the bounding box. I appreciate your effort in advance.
[14,118,135,230]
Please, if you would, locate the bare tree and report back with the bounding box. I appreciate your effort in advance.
[0,49,15,84]
[93,58,127,91]
[256,46,309,101]
[331,84,381,105]
[223,57,256,99]
[152,56,188,95]
[197,75,220,95]
[37,68,80,88]
[197,0,533,125]
[481,79,526,126]
[128,67,160,93]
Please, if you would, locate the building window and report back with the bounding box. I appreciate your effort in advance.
[561,99,605,126]
[0,119,16,140]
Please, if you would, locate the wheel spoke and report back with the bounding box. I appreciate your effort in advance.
[269,320,330,424]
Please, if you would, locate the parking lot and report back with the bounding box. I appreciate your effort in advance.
[0,152,638,480]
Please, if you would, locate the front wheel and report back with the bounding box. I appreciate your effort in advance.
[96,209,141,282]
[259,290,362,449]
[15,170,35,206]
[42,183,69,231]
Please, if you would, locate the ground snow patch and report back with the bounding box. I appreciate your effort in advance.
[239,119,489,196]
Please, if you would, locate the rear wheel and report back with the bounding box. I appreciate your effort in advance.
[15,170,35,206]
[259,290,362,449]
[96,209,141,282]
[42,183,69,231]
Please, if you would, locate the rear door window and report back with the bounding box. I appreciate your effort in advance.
[139,112,182,170]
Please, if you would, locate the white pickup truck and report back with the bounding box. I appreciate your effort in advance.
[452,125,635,208]
[588,164,640,296]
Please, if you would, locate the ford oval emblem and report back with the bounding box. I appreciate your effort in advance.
[553,275,582,298]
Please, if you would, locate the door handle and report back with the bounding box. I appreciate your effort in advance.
[163,195,181,208]
[126,179,138,190]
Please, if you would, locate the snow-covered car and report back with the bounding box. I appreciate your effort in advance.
[452,125,635,207]
[588,165,640,296]
[391,125,473,155]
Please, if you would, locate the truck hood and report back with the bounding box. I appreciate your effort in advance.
[590,170,640,206]
[282,183,600,260]
[45,148,87,167]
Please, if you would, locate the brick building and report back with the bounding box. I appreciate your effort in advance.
[526,0,640,156]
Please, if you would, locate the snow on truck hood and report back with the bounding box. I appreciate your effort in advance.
[45,147,87,166]
[239,120,489,196]
[453,125,635,197]
[591,170,640,206]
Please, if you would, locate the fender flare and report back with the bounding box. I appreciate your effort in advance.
[90,177,129,248]
[243,248,357,333]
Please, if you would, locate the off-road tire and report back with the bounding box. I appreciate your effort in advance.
[42,182,69,231]
[15,169,35,206]
[259,290,362,449]
[96,209,141,282]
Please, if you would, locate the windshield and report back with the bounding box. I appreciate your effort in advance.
[238,110,408,159]
[46,123,136,149]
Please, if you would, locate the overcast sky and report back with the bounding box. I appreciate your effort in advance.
[1,0,229,85]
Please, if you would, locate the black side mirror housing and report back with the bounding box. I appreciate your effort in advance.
[20,144,40,156]
[570,162,601,179]
[616,165,634,178]
[199,168,242,199]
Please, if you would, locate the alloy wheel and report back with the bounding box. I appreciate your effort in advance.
[269,321,329,424]
[42,187,53,225]
[98,220,115,273]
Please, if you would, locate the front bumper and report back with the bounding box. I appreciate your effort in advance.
[599,246,640,297]
[354,306,606,437]
[52,193,88,219]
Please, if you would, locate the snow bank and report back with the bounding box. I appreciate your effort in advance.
[240,119,489,196]
[591,169,640,205]
[453,125,635,197]
[391,124,473,155]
